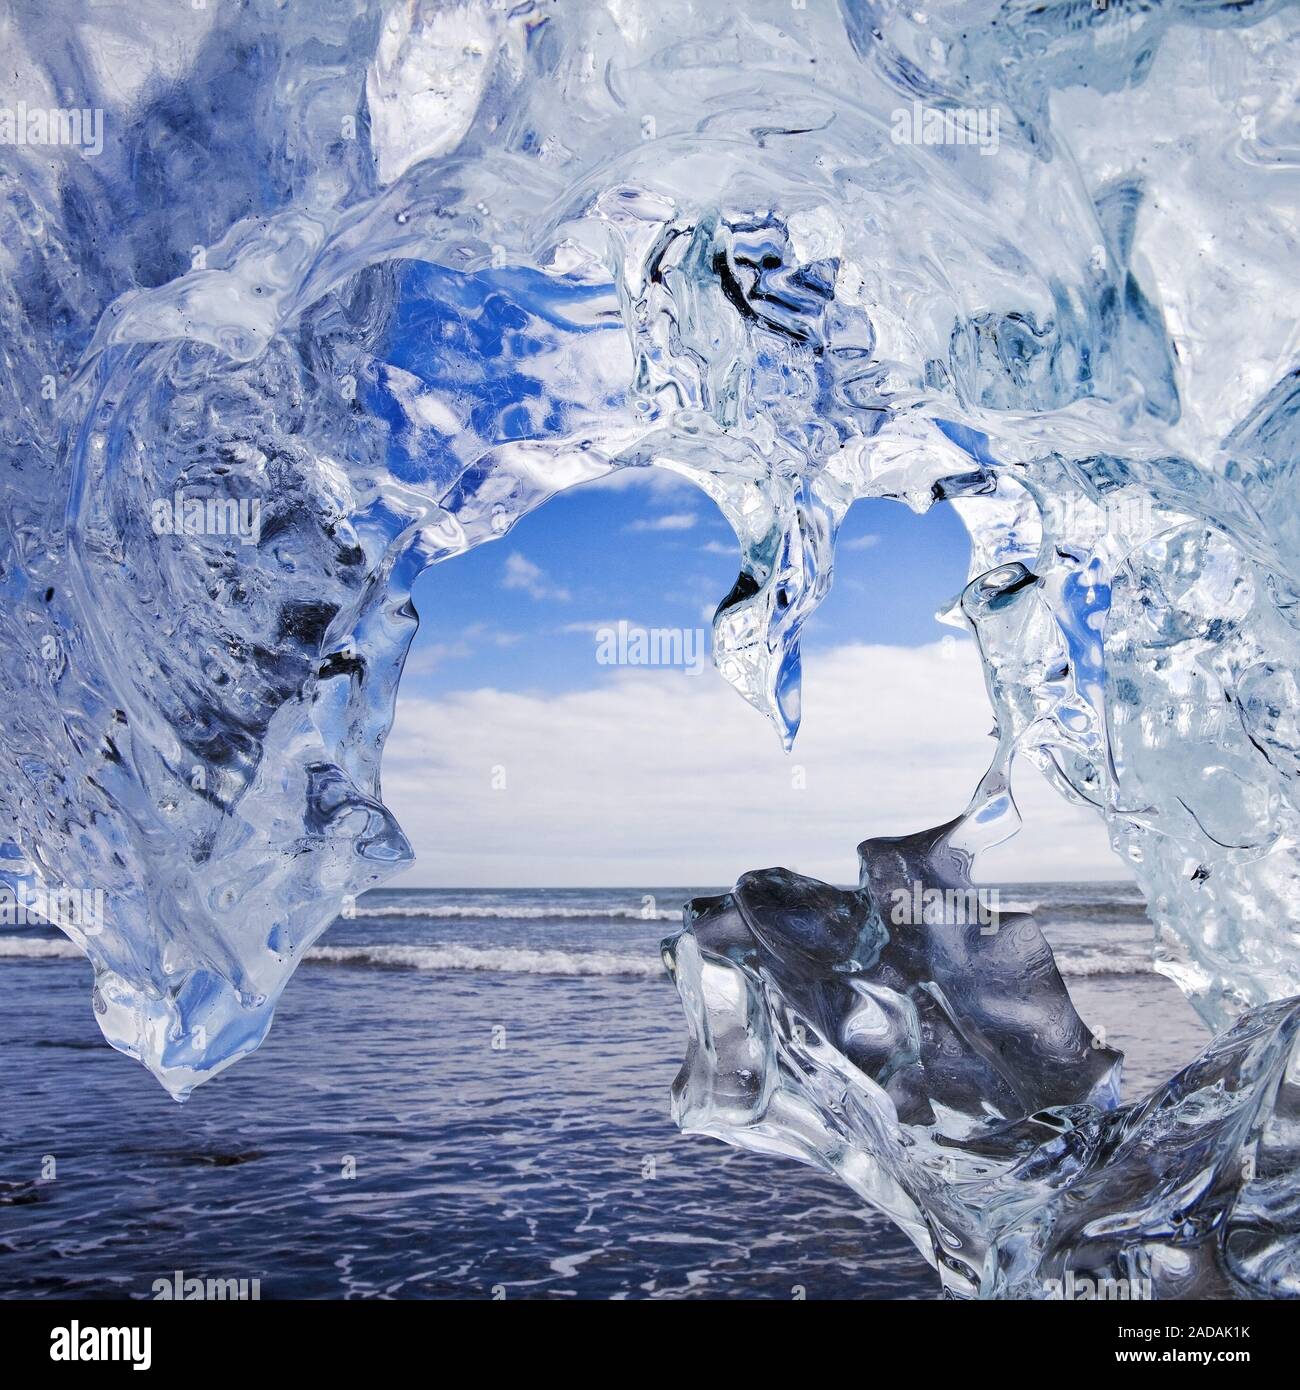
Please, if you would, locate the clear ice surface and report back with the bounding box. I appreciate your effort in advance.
[1,0,1299,1296]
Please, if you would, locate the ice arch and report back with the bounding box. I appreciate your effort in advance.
[2,0,1299,1298]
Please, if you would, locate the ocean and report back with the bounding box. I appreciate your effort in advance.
[0,883,1207,1300]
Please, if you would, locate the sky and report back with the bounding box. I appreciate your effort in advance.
[382,467,1126,887]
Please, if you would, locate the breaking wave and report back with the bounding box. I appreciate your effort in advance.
[0,934,1147,981]
[348,904,682,922]
[304,943,665,977]
[0,935,661,978]
[0,937,82,960]
[1056,953,1153,981]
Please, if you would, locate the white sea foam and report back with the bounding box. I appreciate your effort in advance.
[0,933,1149,979]
[348,904,682,922]
[307,943,666,977]
[1057,952,1153,980]
[0,935,662,978]
[0,936,81,959]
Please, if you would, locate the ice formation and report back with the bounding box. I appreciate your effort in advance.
[668,835,1300,1298]
[1,0,1298,1296]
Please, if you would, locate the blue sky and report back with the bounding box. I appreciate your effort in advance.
[385,473,1123,886]
[403,475,973,696]
[375,263,1122,886]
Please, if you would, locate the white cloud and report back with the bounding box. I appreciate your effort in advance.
[461,621,524,649]
[842,533,881,551]
[501,552,571,602]
[402,640,471,677]
[558,619,620,636]
[625,512,698,533]
[383,640,1127,888]
[401,624,522,679]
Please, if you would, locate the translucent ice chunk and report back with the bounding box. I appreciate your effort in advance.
[666,824,1300,1298]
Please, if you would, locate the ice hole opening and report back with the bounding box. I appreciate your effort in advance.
[377,471,1198,1100]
